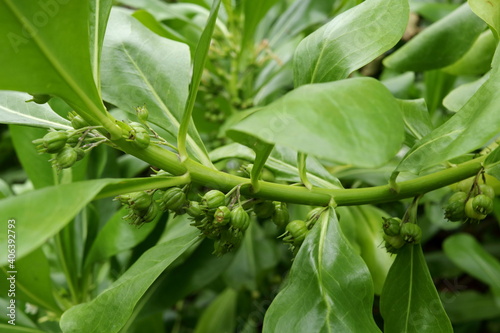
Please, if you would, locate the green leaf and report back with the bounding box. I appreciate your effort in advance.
[397,45,500,173]
[241,0,280,50]
[0,325,45,333]
[193,288,238,333]
[443,233,500,302]
[442,290,500,323]
[442,73,489,112]
[84,207,160,268]
[294,0,408,85]
[399,99,433,146]
[59,217,200,333]
[380,244,453,333]
[263,208,380,332]
[89,0,113,91]
[228,77,404,168]
[9,125,54,189]
[384,3,486,72]
[0,249,61,314]
[469,0,500,39]
[0,0,116,132]
[132,10,192,46]
[101,9,210,165]
[178,0,221,161]
[0,179,115,266]
[0,91,71,129]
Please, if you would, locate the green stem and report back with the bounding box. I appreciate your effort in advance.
[298,152,313,190]
[250,143,274,192]
[106,140,487,207]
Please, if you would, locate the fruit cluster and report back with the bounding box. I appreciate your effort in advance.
[444,177,495,223]
[381,217,422,254]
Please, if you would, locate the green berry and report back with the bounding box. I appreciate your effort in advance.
[187,201,203,218]
[444,200,466,222]
[465,198,487,220]
[457,178,474,193]
[129,191,153,212]
[472,194,493,215]
[253,201,275,219]
[68,111,89,129]
[214,206,231,225]
[272,201,289,228]
[382,217,402,236]
[202,190,226,210]
[129,122,150,149]
[53,146,78,170]
[383,234,405,254]
[160,187,186,212]
[142,201,159,223]
[479,184,495,199]
[35,131,69,154]
[27,93,51,104]
[400,223,422,244]
[136,105,149,123]
[230,206,250,230]
[286,220,308,246]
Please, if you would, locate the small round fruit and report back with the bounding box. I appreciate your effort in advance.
[136,105,149,123]
[457,178,474,193]
[68,111,89,129]
[39,131,69,154]
[187,201,203,218]
[202,190,226,209]
[383,234,405,254]
[444,200,466,222]
[465,198,487,220]
[142,201,159,223]
[160,187,186,212]
[28,94,51,104]
[286,220,308,246]
[400,223,422,244]
[54,146,78,169]
[214,206,231,225]
[230,206,250,230]
[271,201,289,228]
[130,191,153,212]
[382,217,402,236]
[129,122,150,149]
[306,207,324,222]
[472,194,493,215]
[479,184,495,199]
[253,201,275,219]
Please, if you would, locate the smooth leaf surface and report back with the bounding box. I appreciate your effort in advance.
[397,45,500,173]
[0,0,110,126]
[228,78,404,168]
[294,0,408,85]
[442,73,489,112]
[209,143,343,189]
[469,0,500,38]
[60,217,200,333]
[443,233,500,299]
[384,3,486,72]
[0,91,71,129]
[263,208,380,333]
[0,325,44,333]
[101,9,210,165]
[89,0,113,91]
[0,180,115,266]
[193,288,237,333]
[380,244,453,333]
[399,99,433,146]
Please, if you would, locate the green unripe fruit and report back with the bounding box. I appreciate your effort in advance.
[444,200,466,222]
[68,111,89,129]
[457,178,474,193]
[272,201,289,228]
[449,191,468,204]
[253,201,275,219]
[400,223,422,244]
[465,198,487,220]
[230,206,250,230]
[286,220,308,246]
[142,201,159,223]
[382,217,402,236]
[53,146,78,170]
[214,206,231,225]
[160,187,186,212]
[27,94,51,104]
[187,201,203,218]
[74,148,86,161]
[129,122,150,149]
[202,190,226,209]
[129,191,153,212]
[36,131,69,154]
[472,194,493,215]
[383,234,405,254]
[479,184,495,199]
[136,105,149,123]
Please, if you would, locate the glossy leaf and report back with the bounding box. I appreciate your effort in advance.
[263,207,380,332]
[442,73,489,112]
[0,91,71,129]
[193,288,237,333]
[60,217,200,333]
[241,0,280,50]
[443,233,500,302]
[228,77,404,168]
[0,249,61,313]
[84,207,160,268]
[384,3,486,72]
[210,143,343,189]
[397,45,500,173]
[469,0,500,39]
[0,180,115,266]
[399,99,433,146]
[101,9,211,165]
[380,244,453,333]
[0,0,112,128]
[294,0,408,85]
[89,0,113,91]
